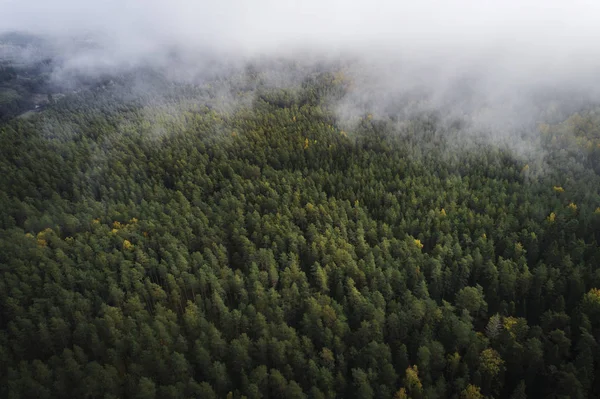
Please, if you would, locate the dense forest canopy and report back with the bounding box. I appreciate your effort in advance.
[1,32,600,399]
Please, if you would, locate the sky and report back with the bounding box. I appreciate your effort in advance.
[1,0,599,59]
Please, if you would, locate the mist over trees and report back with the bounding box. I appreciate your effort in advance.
[0,54,599,398]
[2,1,600,398]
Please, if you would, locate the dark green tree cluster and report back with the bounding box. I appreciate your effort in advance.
[1,69,599,399]
[0,59,55,121]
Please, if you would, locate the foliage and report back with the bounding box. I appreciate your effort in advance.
[0,65,600,399]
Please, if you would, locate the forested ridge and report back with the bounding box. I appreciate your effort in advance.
[1,68,600,399]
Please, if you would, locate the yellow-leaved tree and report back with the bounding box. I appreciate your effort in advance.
[461,384,483,399]
[404,365,423,399]
[480,348,504,378]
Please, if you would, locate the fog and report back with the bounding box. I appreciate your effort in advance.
[2,0,599,59]
[2,0,600,150]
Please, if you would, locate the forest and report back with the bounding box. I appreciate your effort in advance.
[1,60,600,399]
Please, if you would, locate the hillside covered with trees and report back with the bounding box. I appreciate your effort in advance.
[1,65,600,399]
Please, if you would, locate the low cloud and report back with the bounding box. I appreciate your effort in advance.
[2,0,600,152]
